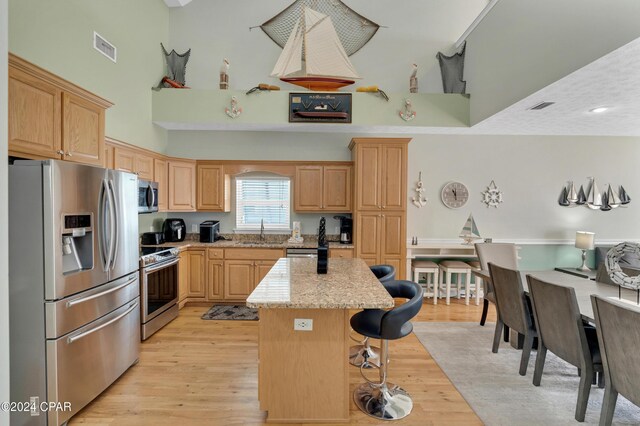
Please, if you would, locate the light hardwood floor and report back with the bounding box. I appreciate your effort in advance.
[72,300,497,425]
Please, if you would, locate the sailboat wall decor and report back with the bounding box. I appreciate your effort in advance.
[270,7,362,91]
[459,214,481,245]
[559,178,630,211]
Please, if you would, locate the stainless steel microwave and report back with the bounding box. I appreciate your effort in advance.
[138,179,159,214]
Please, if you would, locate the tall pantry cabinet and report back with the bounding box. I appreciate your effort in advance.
[350,138,410,279]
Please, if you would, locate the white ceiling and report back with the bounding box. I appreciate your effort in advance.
[466,36,640,136]
[164,0,192,8]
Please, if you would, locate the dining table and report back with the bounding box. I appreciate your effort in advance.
[473,269,639,323]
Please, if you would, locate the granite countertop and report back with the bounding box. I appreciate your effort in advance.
[246,258,394,309]
[142,240,354,250]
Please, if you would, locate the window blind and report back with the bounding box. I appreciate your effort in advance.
[236,177,291,230]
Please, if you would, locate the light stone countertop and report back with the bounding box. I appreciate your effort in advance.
[246,258,394,309]
[142,240,354,251]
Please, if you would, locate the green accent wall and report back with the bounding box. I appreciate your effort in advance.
[8,0,169,152]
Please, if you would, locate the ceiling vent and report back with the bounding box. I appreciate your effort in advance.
[527,101,555,110]
[93,32,117,63]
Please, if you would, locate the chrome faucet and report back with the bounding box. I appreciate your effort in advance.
[260,219,265,241]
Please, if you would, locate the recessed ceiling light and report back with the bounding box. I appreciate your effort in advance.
[589,107,609,113]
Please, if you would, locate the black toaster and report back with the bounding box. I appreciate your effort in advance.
[199,220,220,243]
[141,231,165,245]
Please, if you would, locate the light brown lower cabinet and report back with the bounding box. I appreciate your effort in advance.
[178,248,283,306]
[329,248,354,258]
[207,260,224,300]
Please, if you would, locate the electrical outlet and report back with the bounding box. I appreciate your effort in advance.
[294,318,313,331]
[191,224,198,233]
[334,226,340,234]
[149,226,154,232]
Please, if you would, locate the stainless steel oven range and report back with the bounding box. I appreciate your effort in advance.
[140,246,180,340]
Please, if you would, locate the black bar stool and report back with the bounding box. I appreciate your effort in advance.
[349,265,396,368]
[352,280,423,420]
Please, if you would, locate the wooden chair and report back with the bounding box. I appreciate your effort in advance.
[474,243,518,326]
[527,276,603,422]
[488,263,537,375]
[591,295,640,425]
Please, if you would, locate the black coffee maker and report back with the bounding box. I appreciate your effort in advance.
[333,216,352,244]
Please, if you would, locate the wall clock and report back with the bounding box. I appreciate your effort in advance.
[441,181,469,209]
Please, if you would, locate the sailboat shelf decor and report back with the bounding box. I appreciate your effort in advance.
[558,177,630,211]
[459,214,481,245]
[269,6,363,91]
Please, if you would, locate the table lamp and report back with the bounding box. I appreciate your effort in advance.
[575,231,595,271]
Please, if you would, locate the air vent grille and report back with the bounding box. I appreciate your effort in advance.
[93,32,117,63]
[528,101,555,110]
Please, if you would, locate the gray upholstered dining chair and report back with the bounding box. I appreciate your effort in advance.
[488,262,537,375]
[527,276,603,422]
[591,295,640,426]
[475,243,519,341]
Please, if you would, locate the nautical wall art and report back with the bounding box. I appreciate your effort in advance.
[289,92,352,123]
[558,177,630,211]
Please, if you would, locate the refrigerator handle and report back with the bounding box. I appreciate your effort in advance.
[107,179,119,270]
[99,179,110,271]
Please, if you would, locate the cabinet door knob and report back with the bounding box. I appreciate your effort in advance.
[56,150,64,155]
[382,206,386,209]
[66,151,73,157]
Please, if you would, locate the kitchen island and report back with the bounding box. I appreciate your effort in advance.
[247,257,394,423]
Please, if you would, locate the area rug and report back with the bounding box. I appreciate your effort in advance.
[201,305,258,321]
[413,322,640,425]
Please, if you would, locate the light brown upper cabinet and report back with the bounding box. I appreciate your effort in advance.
[168,159,197,211]
[62,92,104,166]
[294,164,352,212]
[350,139,409,211]
[8,54,111,165]
[154,158,168,211]
[197,164,230,212]
[112,145,154,180]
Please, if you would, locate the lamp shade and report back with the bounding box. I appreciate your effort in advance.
[575,231,595,250]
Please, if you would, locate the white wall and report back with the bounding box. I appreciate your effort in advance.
[465,0,640,125]
[168,0,488,93]
[0,0,9,421]
[167,131,640,242]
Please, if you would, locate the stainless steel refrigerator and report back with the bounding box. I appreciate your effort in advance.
[9,160,140,425]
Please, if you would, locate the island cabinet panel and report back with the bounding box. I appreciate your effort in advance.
[153,158,168,211]
[224,260,255,300]
[187,250,206,298]
[258,308,350,422]
[294,165,352,212]
[207,260,224,300]
[62,92,104,166]
[168,160,196,211]
[8,67,61,159]
[196,164,230,211]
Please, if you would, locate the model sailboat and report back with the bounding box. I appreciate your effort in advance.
[459,214,481,245]
[271,7,361,91]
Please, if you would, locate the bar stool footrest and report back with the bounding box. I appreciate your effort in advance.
[353,382,413,420]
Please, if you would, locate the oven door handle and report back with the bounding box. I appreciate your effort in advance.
[143,257,179,274]
[67,300,138,344]
[66,275,137,308]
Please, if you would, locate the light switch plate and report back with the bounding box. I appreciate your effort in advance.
[191,224,198,233]
[294,318,313,331]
